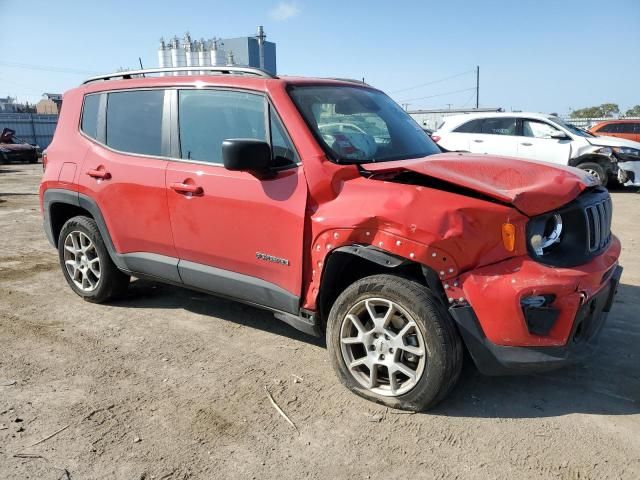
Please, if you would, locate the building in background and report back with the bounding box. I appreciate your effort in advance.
[0,96,18,113]
[157,26,277,75]
[36,93,62,114]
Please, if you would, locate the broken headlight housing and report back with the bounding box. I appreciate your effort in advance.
[528,213,563,256]
[526,187,611,267]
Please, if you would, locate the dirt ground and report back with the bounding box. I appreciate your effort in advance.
[0,163,639,480]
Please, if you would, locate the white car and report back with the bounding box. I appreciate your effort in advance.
[433,112,640,187]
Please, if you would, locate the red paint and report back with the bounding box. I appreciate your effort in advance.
[40,74,621,350]
[361,154,598,216]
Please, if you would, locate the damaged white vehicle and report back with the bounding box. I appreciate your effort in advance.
[433,112,640,187]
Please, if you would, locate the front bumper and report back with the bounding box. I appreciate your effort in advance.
[449,266,622,375]
[618,160,640,186]
[449,263,622,375]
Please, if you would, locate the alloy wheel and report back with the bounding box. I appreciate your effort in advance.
[339,297,427,397]
[63,231,101,292]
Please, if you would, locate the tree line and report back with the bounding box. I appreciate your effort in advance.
[571,104,640,118]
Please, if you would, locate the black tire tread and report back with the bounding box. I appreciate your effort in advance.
[327,274,462,411]
[57,215,129,303]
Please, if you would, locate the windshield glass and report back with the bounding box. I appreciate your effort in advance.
[288,85,441,163]
[548,116,594,137]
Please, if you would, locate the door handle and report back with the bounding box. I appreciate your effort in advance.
[520,142,533,146]
[170,182,203,195]
[86,168,111,180]
[472,139,484,143]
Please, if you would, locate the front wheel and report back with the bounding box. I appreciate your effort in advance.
[577,162,607,186]
[326,274,462,411]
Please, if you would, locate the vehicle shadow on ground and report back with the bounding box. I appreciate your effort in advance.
[610,185,640,194]
[0,168,24,174]
[111,278,325,347]
[435,282,640,418]
[112,279,639,418]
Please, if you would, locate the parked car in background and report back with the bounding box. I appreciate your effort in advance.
[39,67,623,411]
[589,120,640,143]
[0,128,39,164]
[433,112,640,186]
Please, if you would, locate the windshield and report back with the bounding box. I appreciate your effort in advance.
[288,85,441,163]
[548,116,594,138]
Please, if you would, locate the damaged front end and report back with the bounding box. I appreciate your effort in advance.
[308,153,622,375]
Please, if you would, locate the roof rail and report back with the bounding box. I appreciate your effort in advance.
[82,66,277,84]
[324,77,369,85]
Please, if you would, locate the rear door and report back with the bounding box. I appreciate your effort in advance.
[468,117,520,156]
[516,118,572,165]
[77,89,179,279]
[165,88,307,313]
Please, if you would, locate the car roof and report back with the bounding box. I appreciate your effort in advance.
[591,119,639,125]
[437,111,559,130]
[79,69,374,96]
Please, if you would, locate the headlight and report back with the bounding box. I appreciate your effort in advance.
[594,147,613,156]
[612,146,640,157]
[529,213,563,256]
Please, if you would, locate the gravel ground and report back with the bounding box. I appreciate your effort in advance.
[1,163,639,480]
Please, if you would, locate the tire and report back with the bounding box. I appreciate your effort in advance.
[326,274,462,411]
[577,162,607,186]
[58,215,130,303]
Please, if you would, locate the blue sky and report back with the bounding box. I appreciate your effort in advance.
[1,0,638,114]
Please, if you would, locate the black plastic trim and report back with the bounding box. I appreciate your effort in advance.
[42,189,80,246]
[178,260,299,315]
[450,265,622,375]
[332,244,408,268]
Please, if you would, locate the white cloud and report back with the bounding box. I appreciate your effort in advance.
[269,2,300,21]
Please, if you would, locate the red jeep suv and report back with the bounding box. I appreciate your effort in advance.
[40,67,622,410]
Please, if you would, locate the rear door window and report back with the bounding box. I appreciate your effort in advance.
[481,117,516,135]
[619,123,635,134]
[106,90,164,156]
[178,90,266,164]
[599,123,618,133]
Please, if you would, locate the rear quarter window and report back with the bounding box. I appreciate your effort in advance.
[81,94,101,139]
[453,118,483,133]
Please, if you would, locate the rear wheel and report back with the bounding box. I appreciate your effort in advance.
[326,274,462,411]
[577,162,607,186]
[58,216,130,303]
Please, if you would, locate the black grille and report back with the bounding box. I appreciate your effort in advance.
[585,197,612,252]
[527,187,613,268]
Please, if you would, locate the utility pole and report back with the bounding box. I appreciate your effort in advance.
[475,65,480,109]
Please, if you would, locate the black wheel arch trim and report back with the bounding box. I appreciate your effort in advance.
[570,154,616,173]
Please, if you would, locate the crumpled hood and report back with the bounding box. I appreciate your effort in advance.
[587,135,640,149]
[361,153,596,216]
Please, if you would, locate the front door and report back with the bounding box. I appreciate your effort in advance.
[166,88,307,313]
[516,118,572,165]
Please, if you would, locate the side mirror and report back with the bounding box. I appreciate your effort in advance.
[549,131,570,140]
[222,139,271,173]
